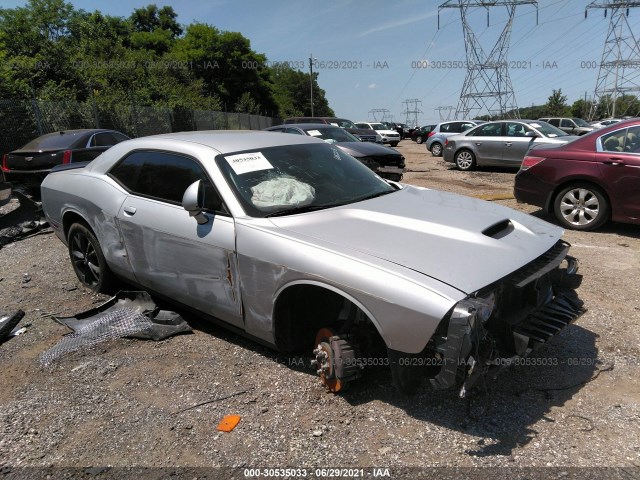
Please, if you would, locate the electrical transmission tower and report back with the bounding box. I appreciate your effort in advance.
[586,1,640,120]
[435,106,455,121]
[401,99,422,127]
[368,109,390,121]
[438,0,538,119]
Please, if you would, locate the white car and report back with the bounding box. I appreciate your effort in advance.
[589,118,622,129]
[355,122,401,146]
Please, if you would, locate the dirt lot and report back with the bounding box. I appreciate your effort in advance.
[1,140,639,478]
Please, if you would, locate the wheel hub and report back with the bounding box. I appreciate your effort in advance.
[311,328,361,393]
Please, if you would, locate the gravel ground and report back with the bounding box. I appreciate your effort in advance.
[1,140,639,478]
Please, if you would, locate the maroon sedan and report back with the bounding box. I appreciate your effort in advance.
[514,118,640,231]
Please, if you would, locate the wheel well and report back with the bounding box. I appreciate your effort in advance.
[273,284,383,354]
[548,180,611,215]
[62,212,92,240]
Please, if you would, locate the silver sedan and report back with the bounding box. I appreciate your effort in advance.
[41,131,585,396]
[443,120,577,170]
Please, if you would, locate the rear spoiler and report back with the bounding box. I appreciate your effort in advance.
[50,161,91,173]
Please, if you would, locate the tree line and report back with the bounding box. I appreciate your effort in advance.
[478,89,640,122]
[0,0,335,118]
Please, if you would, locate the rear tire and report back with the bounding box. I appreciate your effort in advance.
[553,184,609,231]
[430,142,443,157]
[454,150,476,171]
[67,223,116,293]
[416,136,423,144]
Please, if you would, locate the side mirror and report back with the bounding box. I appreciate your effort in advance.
[525,131,538,138]
[182,180,209,225]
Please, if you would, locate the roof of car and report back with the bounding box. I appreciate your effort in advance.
[269,123,341,130]
[129,130,325,154]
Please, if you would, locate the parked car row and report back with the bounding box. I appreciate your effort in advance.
[265,123,404,181]
[442,120,576,170]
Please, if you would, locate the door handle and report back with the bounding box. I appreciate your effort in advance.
[123,206,137,216]
[505,142,513,147]
[604,158,624,166]
[475,142,482,146]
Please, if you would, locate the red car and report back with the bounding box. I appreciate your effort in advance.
[514,118,640,231]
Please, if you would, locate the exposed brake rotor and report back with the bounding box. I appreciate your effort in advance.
[311,327,361,393]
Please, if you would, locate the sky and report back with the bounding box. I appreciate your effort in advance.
[3,0,630,125]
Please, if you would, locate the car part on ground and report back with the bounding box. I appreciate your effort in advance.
[41,130,586,396]
[0,310,25,344]
[443,120,578,170]
[514,118,640,230]
[0,190,50,249]
[40,291,191,365]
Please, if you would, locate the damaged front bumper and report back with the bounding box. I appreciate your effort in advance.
[391,241,586,396]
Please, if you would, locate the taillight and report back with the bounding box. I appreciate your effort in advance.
[444,139,449,146]
[427,131,435,137]
[520,155,545,171]
[62,150,72,164]
[1,154,8,172]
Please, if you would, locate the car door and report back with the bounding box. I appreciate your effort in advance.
[560,119,576,135]
[109,150,243,328]
[597,126,640,219]
[466,122,505,165]
[502,122,536,166]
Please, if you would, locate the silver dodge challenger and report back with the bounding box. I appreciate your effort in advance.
[41,131,585,396]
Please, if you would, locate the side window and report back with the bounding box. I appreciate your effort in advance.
[505,122,530,137]
[547,119,560,127]
[471,123,502,137]
[91,132,124,146]
[109,151,226,212]
[560,119,573,128]
[624,126,640,153]
[440,123,451,133]
[449,122,464,133]
[601,129,627,152]
[459,123,475,132]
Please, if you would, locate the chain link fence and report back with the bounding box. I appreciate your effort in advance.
[0,99,281,153]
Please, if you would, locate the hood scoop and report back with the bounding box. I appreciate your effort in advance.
[482,219,514,239]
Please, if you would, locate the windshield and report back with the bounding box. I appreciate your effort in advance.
[216,143,395,218]
[371,123,387,131]
[335,119,357,129]
[573,117,590,127]
[528,121,568,138]
[303,127,359,143]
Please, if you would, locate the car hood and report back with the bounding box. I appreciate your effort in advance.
[336,142,400,156]
[269,185,563,294]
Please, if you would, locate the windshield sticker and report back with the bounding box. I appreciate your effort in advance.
[307,129,322,136]
[225,152,274,175]
[530,123,542,128]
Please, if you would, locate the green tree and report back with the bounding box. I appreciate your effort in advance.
[129,4,181,55]
[570,98,589,119]
[546,89,569,116]
[172,24,277,115]
[270,64,334,118]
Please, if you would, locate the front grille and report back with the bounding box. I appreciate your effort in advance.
[358,135,377,142]
[371,154,405,168]
[509,240,570,288]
